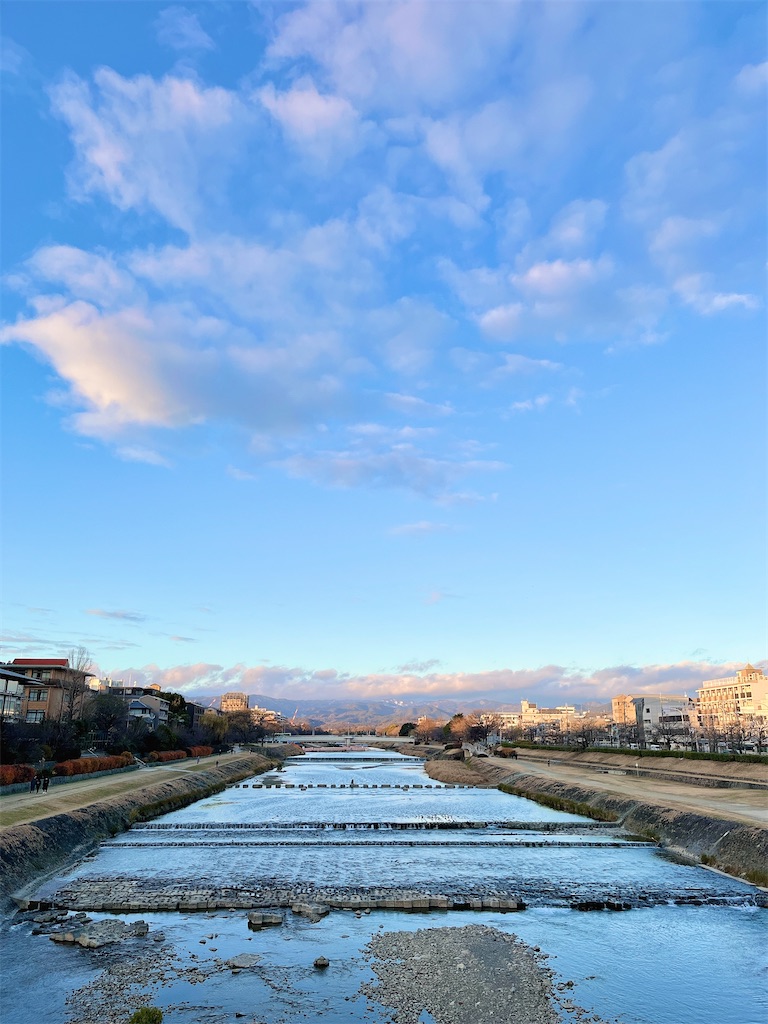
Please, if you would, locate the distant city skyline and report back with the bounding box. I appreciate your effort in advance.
[2,2,765,705]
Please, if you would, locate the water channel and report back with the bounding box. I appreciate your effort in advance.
[3,749,766,1023]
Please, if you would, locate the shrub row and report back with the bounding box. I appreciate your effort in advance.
[147,750,187,763]
[54,753,134,776]
[503,740,768,764]
[186,746,213,758]
[0,764,36,785]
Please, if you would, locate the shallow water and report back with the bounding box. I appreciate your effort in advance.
[2,748,766,1023]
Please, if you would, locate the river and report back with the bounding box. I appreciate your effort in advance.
[2,749,766,1023]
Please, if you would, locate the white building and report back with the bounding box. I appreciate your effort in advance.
[696,664,768,733]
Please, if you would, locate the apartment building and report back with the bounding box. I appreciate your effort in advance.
[5,658,94,722]
[0,667,26,721]
[696,664,768,731]
[221,691,249,713]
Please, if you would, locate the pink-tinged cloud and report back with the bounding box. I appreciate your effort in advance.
[106,658,765,704]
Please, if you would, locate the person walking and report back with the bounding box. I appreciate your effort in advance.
[35,777,41,793]
[42,776,49,792]
[29,777,36,793]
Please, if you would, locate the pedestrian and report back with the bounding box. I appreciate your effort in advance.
[547,759,550,767]
[42,776,49,792]
[35,777,41,793]
[215,759,219,766]
[30,777,36,793]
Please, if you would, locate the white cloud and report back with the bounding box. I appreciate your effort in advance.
[25,246,137,306]
[513,256,613,297]
[477,303,523,340]
[258,77,365,164]
[385,394,454,418]
[50,69,247,232]
[266,2,523,113]
[155,7,215,52]
[673,274,760,315]
[278,448,505,498]
[493,354,563,377]
[226,466,256,481]
[546,199,607,252]
[117,445,171,467]
[734,61,768,95]
[1,36,28,76]
[510,395,551,413]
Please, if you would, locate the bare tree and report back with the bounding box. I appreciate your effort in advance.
[414,717,446,743]
[61,646,93,722]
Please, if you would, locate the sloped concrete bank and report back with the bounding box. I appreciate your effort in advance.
[509,748,768,789]
[0,755,275,908]
[494,770,768,888]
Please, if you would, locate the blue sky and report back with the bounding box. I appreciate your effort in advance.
[2,1,766,705]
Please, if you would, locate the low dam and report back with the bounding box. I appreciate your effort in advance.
[2,748,765,1024]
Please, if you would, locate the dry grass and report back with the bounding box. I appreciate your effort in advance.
[0,753,247,831]
[424,759,494,787]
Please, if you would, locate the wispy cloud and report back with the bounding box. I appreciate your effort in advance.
[424,589,461,606]
[155,7,215,52]
[226,465,256,481]
[86,609,147,623]
[117,446,171,467]
[510,395,551,413]
[389,521,454,537]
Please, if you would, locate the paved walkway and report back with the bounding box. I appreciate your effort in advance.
[0,752,256,831]
[491,755,768,827]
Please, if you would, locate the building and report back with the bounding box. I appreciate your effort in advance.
[631,695,695,747]
[101,685,171,731]
[249,703,285,726]
[221,691,249,713]
[696,664,768,734]
[0,667,26,721]
[611,695,637,729]
[4,658,95,723]
[186,701,214,729]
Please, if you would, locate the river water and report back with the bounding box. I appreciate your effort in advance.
[2,750,766,1023]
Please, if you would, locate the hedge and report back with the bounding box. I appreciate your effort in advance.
[0,764,36,786]
[185,746,213,758]
[503,740,768,765]
[147,750,187,763]
[54,753,134,777]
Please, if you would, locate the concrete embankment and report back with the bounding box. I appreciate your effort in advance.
[490,766,767,886]
[505,747,768,789]
[0,755,274,907]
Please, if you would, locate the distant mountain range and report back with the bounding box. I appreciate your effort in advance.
[190,693,611,728]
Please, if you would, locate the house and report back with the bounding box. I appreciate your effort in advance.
[3,658,95,723]
[104,686,171,731]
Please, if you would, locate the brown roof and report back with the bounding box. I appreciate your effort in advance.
[12,658,69,667]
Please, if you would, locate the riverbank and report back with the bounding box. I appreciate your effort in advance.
[423,755,768,887]
[0,755,275,907]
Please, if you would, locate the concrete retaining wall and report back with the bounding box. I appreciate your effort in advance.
[0,755,274,908]
[495,770,768,887]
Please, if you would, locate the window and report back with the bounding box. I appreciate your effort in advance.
[28,689,48,703]
[25,710,45,723]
